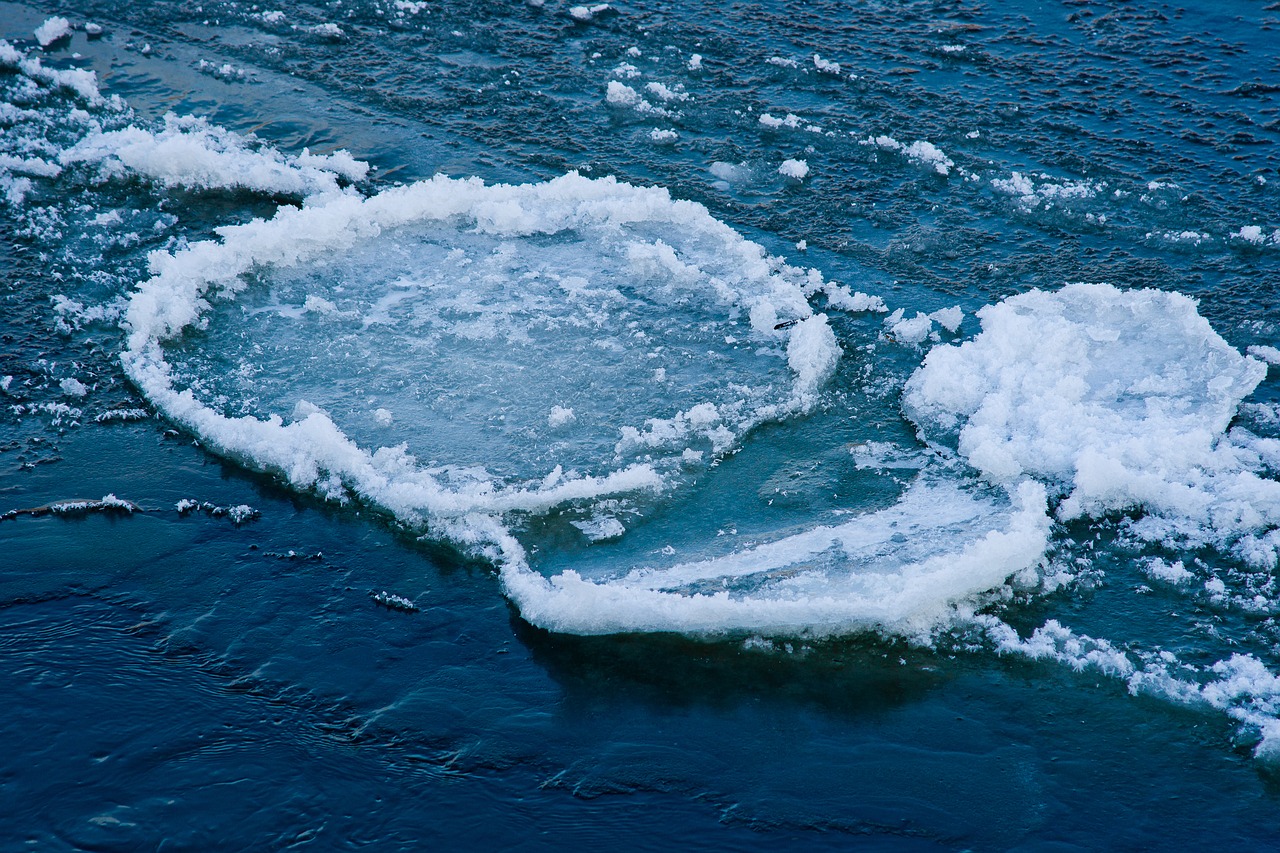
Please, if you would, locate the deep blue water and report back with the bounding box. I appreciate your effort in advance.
[3,0,1280,849]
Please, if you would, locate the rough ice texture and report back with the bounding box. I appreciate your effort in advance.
[778,158,809,179]
[984,615,1280,762]
[61,113,367,197]
[904,283,1278,565]
[34,17,72,48]
[863,135,954,176]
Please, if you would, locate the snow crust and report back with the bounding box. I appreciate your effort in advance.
[778,158,809,180]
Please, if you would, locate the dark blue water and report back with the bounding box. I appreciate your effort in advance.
[3,0,1280,848]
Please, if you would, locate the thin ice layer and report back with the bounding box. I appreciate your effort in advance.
[903,283,1279,563]
[123,172,842,521]
[503,480,1051,637]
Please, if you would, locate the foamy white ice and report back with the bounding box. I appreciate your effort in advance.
[904,282,1279,565]
[124,170,843,522]
[61,113,367,198]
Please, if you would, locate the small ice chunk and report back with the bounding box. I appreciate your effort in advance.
[569,4,610,21]
[645,81,688,102]
[35,17,73,48]
[84,22,104,37]
[822,285,888,313]
[373,408,394,425]
[688,53,702,71]
[303,295,339,315]
[548,405,576,427]
[649,128,678,143]
[1233,225,1266,245]
[885,309,934,344]
[930,306,964,333]
[778,158,809,180]
[606,80,640,106]
[571,514,626,541]
[1144,558,1193,585]
[60,377,88,397]
[813,54,841,74]
[308,22,344,38]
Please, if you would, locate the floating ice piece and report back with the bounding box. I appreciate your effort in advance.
[59,378,88,397]
[904,283,1279,564]
[569,4,611,21]
[306,22,344,38]
[1231,225,1276,246]
[176,499,259,523]
[371,590,419,612]
[759,112,803,129]
[778,158,809,180]
[813,54,841,74]
[124,172,836,532]
[1248,345,1280,366]
[571,514,626,542]
[2,494,142,521]
[34,17,72,48]
[645,81,688,102]
[990,170,1102,209]
[60,113,367,197]
[884,306,962,344]
[605,81,669,116]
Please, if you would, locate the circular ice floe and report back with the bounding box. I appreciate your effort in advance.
[125,172,842,489]
[123,170,839,530]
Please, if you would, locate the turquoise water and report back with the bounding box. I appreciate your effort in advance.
[3,0,1280,848]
